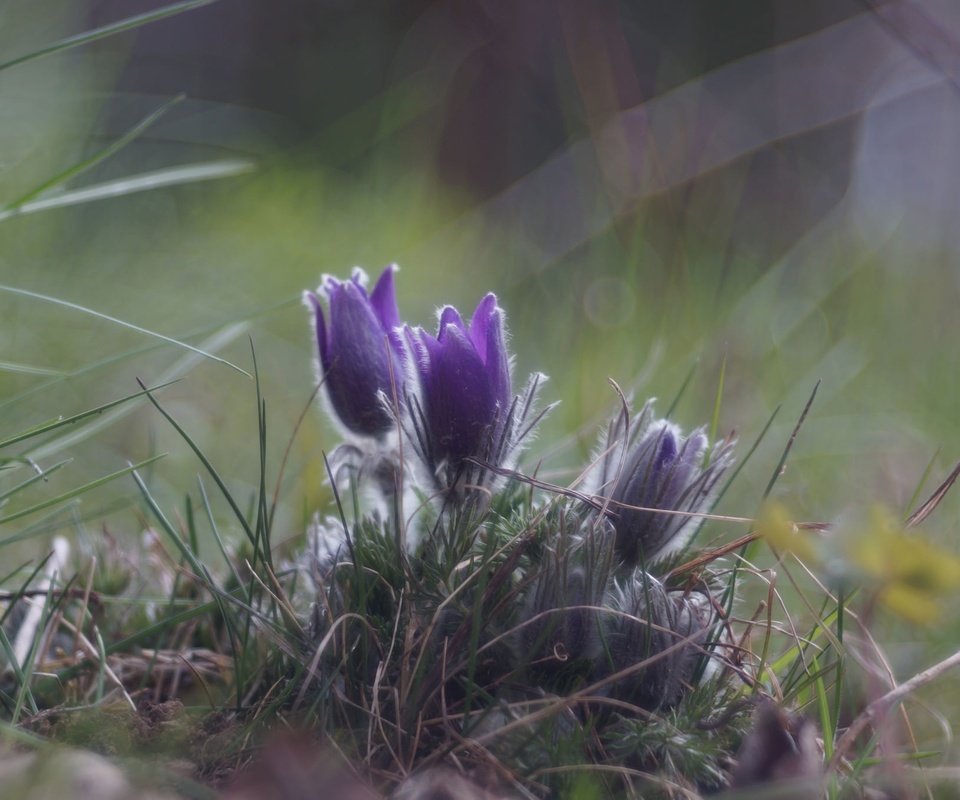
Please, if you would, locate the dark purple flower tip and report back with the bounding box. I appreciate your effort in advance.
[306,265,405,438]
[607,417,730,566]
[652,427,678,474]
[407,293,513,481]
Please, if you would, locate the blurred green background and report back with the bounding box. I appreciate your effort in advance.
[2,0,960,711]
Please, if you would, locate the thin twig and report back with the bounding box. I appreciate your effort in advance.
[828,647,960,773]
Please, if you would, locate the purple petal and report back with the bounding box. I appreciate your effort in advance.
[424,323,496,465]
[404,325,429,376]
[437,306,465,341]
[680,431,708,467]
[348,266,369,292]
[482,304,511,411]
[467,293,498,363]
[369,264,401,332]
[324,281,399,435]
[652,427,678,474]
[305,291,328,367]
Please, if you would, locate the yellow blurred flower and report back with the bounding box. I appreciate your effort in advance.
[847,506,960,624]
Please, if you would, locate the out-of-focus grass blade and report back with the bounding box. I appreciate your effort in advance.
[0,160,256,223]
[0,506,78,549]
[0,459,71,504]
[812,653,840,800]
[0,719,44,747]
[0,623,38,716]
[703,354,726,468]
[0,298,296,414]
[23,324,251,463]
[0,382,177,452]
[762,380,820,500]
[0,361,64,377]
[0,454,165,531]
[137,380,258,550]
[903,448,940,524]
[664,359,698,420]
[0,285,250,378]
[198,477,243,588]
[714,404,780,509]
[812,654,835,763]
[905,459,960,529]
[4,95,185,213]
[0,0,220,72]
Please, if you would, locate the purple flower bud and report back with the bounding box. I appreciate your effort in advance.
[405,293,530,491]
[589,401,734,566]
[305,266,405,439]
[518,525,613,688]
[597,572,715,710]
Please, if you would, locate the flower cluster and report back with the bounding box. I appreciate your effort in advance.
[515,511,724,710]
[305,265,735,712]
[306,266,548,501]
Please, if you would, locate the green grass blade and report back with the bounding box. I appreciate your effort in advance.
[0,459,71,504]
[0,0,220,72]
[130,468,209,581]
[0,285,251,377]
[0,361,64,377]
[25,326,251,463]
[714,404,781,509]
[704,354,726,468]
[0,300,294,414]
[197,477,244,589]
[250,340,274,574]
[664,359,699,419]
[0,161,256,222]
[0,381,178,452]
[0,454,165,530]
[0,625,36,715]
[4,95,186,211]
[812,654,835,763]
[762,380,820,500]
[136,380,258,550]
[11,575,75,722]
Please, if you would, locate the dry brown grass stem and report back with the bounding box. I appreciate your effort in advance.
[827,647,960,774]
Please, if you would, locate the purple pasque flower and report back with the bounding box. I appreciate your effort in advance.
[404,293,547,492]
[304,265,405,439]
[588,401,734,567]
